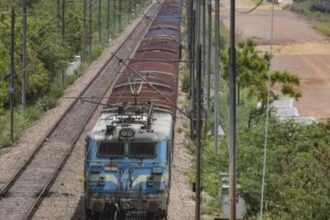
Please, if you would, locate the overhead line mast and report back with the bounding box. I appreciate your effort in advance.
[229,0,237,219]
[194,0,203,219]
[214,0,220,155]
[10,5,16,144]
[22,0,27,108]
[207,0,211,110]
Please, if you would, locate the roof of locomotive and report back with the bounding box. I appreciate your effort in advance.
[88,105,173,142]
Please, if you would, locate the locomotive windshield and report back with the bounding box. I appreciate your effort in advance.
[128,142,156,158]
[98,141,125,157]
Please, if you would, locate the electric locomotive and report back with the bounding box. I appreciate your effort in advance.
[84,103,173,219]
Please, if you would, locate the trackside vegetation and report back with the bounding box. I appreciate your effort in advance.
[0,0,150,148]
[181,20,330,219]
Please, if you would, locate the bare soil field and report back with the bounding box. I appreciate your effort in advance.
[221,1,330,119]
[221,8,328,44]
[272,54,330,119]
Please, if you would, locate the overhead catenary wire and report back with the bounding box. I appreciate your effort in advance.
[112,53,192,120]
[236,0,264,14]
[259,0,276,219]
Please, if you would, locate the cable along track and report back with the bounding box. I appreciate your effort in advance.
[0,4,159,220]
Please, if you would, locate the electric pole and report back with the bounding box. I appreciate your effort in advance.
[229,0,237,219]
[22,0,27,108]
[207,0,211,109]
[189,3,195,139]
[192,9,196,139]
[214,0,220,154]
[128,0,131,24]
[195,44,202,220]
[9,6,16,144]
[107,0,110,45]
[202,0,206,79]
[119,0,122,32]
[83,0,87,60]
[98,0,101,44]
[57,0,61,29]
[61,0,65,41]
[89,0,92,61]
[114,0,117,35]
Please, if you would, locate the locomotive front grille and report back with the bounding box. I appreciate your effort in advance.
[125,211,148,220]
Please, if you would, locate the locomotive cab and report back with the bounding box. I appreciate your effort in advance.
[84,104,173,219]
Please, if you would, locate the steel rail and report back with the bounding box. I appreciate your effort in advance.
[0,3,159,219]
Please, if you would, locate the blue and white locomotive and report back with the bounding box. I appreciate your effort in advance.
[84,104,174,219]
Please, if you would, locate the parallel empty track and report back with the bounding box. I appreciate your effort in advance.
[0,4,159,220]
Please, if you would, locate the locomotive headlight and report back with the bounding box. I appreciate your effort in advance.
[119,128,135,139]
[98,176,105,186]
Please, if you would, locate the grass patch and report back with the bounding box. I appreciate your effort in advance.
[312,21,330,37]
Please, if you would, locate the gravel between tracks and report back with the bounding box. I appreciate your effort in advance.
[0,3,158,219]
[167,116,195,220]
[167,78,195,219]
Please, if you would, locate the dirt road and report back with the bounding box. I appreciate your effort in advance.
[221,0,330,119]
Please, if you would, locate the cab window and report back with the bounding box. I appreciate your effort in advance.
[128,142,156,158]
[98,141,125,157]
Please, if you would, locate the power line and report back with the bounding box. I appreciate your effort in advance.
[236,0,264,14]
[112,52,191,120]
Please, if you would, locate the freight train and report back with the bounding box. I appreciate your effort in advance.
[84,0,182,219]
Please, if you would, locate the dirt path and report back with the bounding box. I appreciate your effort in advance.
[221,0,330,119]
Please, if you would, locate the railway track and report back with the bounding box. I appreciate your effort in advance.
[0,4,159,220]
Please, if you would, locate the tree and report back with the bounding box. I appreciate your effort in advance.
[223,39,301,108]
